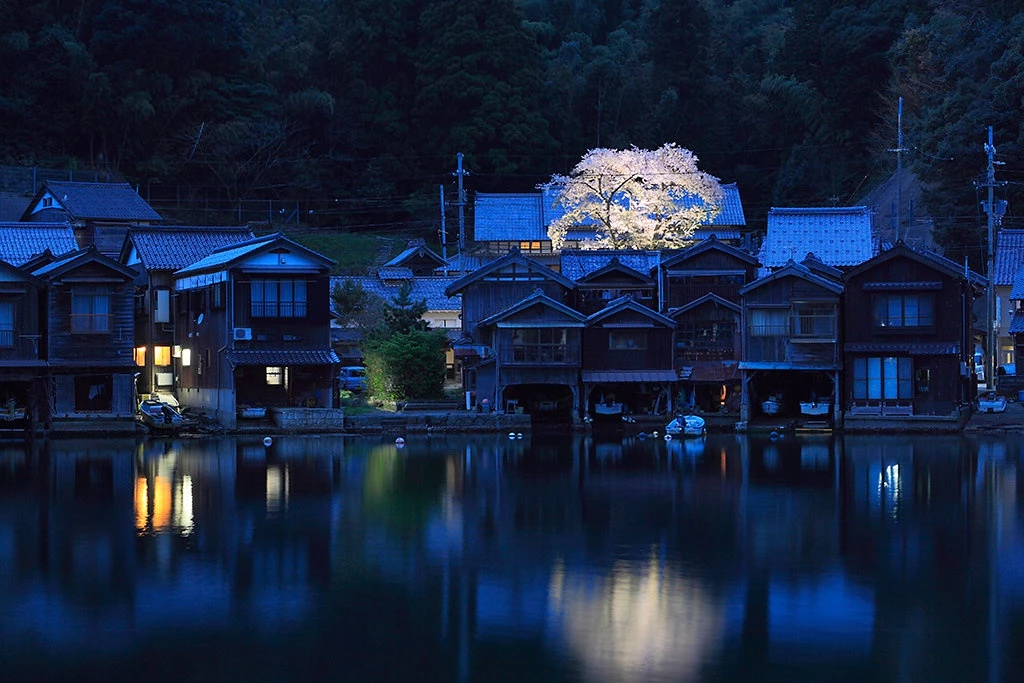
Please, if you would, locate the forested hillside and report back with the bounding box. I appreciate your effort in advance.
[1,0,1021,266]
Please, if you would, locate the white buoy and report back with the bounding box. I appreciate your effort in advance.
[516,433,523,439]
[263,436,272,447]
[652,431,659,437]
[664,434,672,440]
[508,432,516,439]
[395,437,406,448]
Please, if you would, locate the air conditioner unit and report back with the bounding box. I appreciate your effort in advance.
[233,327,252,341]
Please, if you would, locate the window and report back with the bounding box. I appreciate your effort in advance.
[510,328,568,362]
[134,346,146,366]
[267,366,284,385]
[749,309,787,337]
[251,279,307,318]
[792,305,835,340]
[678,321,734,350]
[154,289,171,323]
[0,301,14,348]
[852,357,913,400]
[71,286,112,334]
[872,294,934,328]
[609,330,647,350]
[154,346,171,367]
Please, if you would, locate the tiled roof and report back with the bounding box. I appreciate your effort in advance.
[378,266,414,280]
[474,193,548,241]
[40,181,162,221]
[559,250,660,281]
[0,222,78,265]
[844,342,959,355]
[175,233,332,276]
[333,275,461,312]
[473,183,746,242]
[226,349,340,367]
[436,252,488,274]
[993,229,1024,286]
[382,243,445,268]
[1011,266,1024,300]
[128,226,254,270]
[1009,310,1024,334]
[761,206,875,268]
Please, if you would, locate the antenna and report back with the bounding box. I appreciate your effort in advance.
[887,98,908,242]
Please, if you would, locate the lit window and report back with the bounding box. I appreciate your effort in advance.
[134,346,147,366]
[266,366,284,385]
[154,346,171,366]
[181,348,191,367]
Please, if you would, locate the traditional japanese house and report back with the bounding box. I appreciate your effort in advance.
[739,258,843,424]
[172,233,339,429]
[581,297,678,420]
[21,181,163,258]
[659,235,760,310]
[477,289,586,419]
[30,246,139,433]
[842,242,982,426]
[0,222,79,266]
[670,294,742,414]
[0,260,45,428]
[657,236,758,416]
[445,249,578,420]
[120,226,255,398]
[991,228,1024,370]
[560,251,660,315]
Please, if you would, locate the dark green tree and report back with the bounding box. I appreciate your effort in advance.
[361,282,446,400]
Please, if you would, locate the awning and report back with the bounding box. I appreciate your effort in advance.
[844,342,959,356]
[679,361,741,383]
[582,370,679,383]
[227,349,340,367]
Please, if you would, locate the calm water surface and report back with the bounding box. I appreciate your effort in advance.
[1,430,1023,682]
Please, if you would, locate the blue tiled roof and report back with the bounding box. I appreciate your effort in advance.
[473,183,745,242]
[382,243,446,269]
[174,233,333,276]
[37,181,162,222]
[1010,265,1024,300]
[0,222,78,265]
[333,275,461,312]
[994,229,1024,286]
[559,250,660,281]
[761,206,875,268]
[127,226,254,270]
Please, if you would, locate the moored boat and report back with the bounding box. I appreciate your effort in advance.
[761,395,783,415]
[665,414,707,438]
[139,399,184,433]
[799,401,830,416]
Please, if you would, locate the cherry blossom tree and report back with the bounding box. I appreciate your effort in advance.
[540,143,723,250]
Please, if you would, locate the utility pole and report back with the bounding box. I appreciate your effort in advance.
[454,153,468,256]
[983,126,999,391]
[887,97,908,242]
[439,184,448,274]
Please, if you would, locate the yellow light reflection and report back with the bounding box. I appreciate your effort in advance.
[550,551,725,681]
[134,476,172,531]
[267,465,287,513]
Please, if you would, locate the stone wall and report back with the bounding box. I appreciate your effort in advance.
[270,407,347,432]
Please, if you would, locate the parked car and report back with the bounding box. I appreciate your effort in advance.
[339,366,366,392]
[976,390,1007,414]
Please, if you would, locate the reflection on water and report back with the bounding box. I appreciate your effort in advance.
[1,432,1023,682]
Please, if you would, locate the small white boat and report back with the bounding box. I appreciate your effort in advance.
[761,396,782,415]
[593,393,624,417]
[665,414,707,438]
[139,399,185,433]
[799,401,830,416]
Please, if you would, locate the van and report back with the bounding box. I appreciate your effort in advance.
[339,366,366,392]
